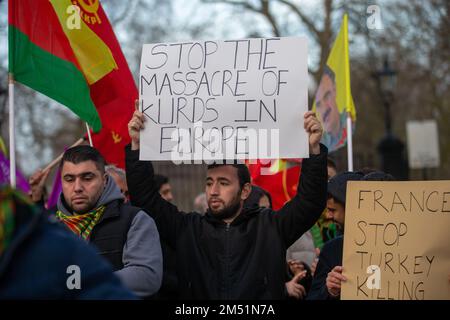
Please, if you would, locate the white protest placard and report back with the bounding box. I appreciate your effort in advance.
[139,37,309,162]
[341,181,450,300]
[406,120,440,169]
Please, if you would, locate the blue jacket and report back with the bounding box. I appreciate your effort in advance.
[0,202,136,299]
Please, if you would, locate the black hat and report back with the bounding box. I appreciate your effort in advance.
[327,171,364,204]
[362,171,395,181]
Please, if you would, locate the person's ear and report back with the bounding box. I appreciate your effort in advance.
[103,173,108,187]
[241,183,252,201]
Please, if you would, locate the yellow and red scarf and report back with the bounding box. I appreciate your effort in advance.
[56,206,106,241]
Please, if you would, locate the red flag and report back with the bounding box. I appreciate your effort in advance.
[248,159,302,210]
[9,0,137,169]
[82,1,137,168]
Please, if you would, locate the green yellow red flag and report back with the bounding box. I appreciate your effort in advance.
[8,0,137,168]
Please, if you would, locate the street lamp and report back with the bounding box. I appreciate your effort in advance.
[373,57,409,180]
[375,58,396,134]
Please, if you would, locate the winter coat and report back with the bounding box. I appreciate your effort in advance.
[125,144,328,299]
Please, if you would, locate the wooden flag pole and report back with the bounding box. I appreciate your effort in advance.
[85,123,93,147]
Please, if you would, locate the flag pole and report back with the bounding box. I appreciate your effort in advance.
[8,73,16,188]
[85,123,93,147]
[346,114,353,171]
[343,14,354,171]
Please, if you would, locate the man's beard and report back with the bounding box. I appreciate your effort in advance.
[62,195,96,215]
[335,221,344,233]
[207,193,242,220]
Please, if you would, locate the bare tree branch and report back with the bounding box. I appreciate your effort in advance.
[201,0,336,82]
[276,0,320,40]
[202,0,259,12]
[260,0,281,36]
[202,0,281,36]
[314,0,333,79]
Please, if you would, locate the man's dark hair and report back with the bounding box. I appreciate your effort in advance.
[323,65,335,83]
[207,163,251,189]
[59,145,106,173]
[154,174,169,191]
[362,171,395,181]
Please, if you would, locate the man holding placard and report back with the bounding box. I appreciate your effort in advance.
[308,171,365,300]
[125,108,327,299]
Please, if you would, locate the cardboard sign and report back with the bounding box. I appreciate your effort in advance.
[341,181,450,300]
[139,37,309,162]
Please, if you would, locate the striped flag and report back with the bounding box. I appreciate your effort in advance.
[8,0,137,168]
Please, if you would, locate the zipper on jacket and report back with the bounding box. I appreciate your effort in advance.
[225,223,231,299]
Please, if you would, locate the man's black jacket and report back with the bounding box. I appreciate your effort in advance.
[307,235,343,300]
[125,144,327,299]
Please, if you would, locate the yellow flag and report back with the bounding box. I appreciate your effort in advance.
[0,137,7,156]
[49,0,118,85]
[313,14,356,152]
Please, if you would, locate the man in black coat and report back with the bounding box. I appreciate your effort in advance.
[126,110,328,299]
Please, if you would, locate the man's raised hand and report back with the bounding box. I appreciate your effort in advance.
[304,111,323,155]
[128,99,146,150]
[28,169,50,203]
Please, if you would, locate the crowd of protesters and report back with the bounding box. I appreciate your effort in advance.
[0,108,412,300]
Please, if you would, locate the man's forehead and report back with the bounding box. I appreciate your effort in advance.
[206,165,239,179]
[317,73,334,93]
[327,197,343,208]
[62,160,101,174]
[320,73,333,85]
